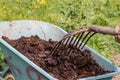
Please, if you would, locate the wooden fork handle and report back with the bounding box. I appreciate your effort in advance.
[89,25,117,35]
[89,25,120,43]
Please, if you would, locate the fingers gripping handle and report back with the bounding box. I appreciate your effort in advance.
[115,24,120,43]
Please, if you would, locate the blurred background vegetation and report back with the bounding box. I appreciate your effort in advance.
[0,0,120,71]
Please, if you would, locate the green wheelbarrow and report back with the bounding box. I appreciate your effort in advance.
[0,20,120,80]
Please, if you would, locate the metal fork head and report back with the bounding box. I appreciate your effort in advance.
[50,28,96,56]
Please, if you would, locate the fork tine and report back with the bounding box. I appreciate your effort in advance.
[81,32,96,49]
[50,41,62,56]
[67,32,89,55]
[61,36,74,55]
[64,32,86,55]
[74,32,84,48]
[60,37,73,54]
[51,36,73,56]
[64,36,73,45]
[64,34,80,55]
[78,31,91,49]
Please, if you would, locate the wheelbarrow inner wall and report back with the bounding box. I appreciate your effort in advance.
[0,20,120,80]
[0,20,66,40]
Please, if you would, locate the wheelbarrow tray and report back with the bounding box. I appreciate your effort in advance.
[0,20,120,80]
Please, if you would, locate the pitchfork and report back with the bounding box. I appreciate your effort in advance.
[50,25,120,56]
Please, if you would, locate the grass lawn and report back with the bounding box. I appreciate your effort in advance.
[0,0,120,69]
